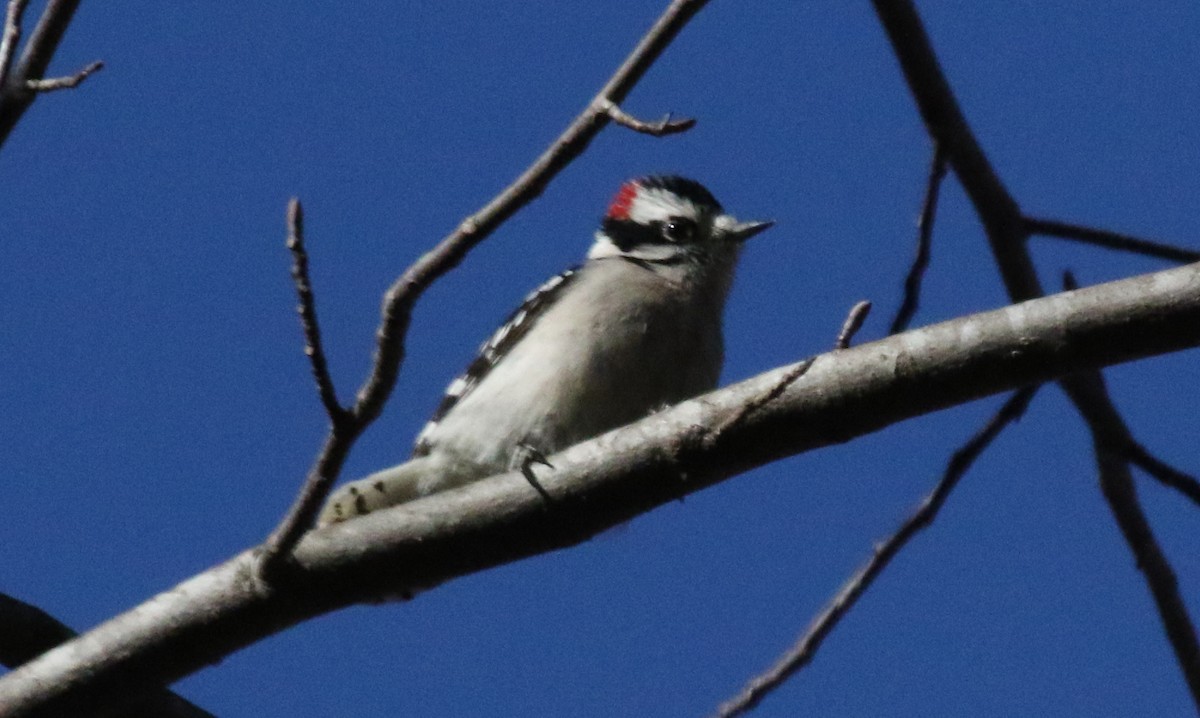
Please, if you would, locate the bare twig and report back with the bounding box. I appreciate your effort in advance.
[707,299,873,447]
[0,0,29,90]
[705,359,813,449]
[286,198,344,423]
[23,57,100,91]
[890,143,946,334]
[596,98,696,136]
[1028,217,1200,265]
[834,300,872,350]
[0,592,215,718]
[716,386,1039,718]
[259,0,713,569]
[874,1,1200,707]
[0,0,86,148]
[1126,442,1200,509]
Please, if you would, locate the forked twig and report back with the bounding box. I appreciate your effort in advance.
[715,386,1038,718]
[1093,433,1200,704]
[0,0,94,148]
[1125,442,1200,509]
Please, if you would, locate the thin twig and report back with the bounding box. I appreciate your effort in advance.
[1126,441,1200,510]
[707,299,872,447]
[259,0,712,569]
[24,57,100,91]
[834,300,872,350]
[0,592,215,718]
[715,386,1038,718]
[1027,217,1200,265]
[596,98,695,136]
[705,359,813,449]
[286,198,344,423]
[0,0,29,90]
[890,143,946,334]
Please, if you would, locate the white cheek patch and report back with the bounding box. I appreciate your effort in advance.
[587,234,623,259]
[627,187,701,225]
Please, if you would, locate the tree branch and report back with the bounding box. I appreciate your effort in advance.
[1125,441,1200,509]
[872,1,1200,705]
[0,262,1197,717]
[285,198,344,423]
[259,0,711,567]
[0,0,29,91]
[0,0,87,148]
[23,57,100,91]
[834,300,872,350]
[1027,217,1200,265]
[890,142,946,334]
[1091,408,1200,706]
[0,593,214,718]
[716,386,1038,718]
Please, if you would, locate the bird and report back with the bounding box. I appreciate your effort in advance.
[318,175,772,525]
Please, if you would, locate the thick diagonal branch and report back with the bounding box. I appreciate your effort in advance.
[1,262,1197,717]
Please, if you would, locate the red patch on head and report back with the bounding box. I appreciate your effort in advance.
[606,180,640,220]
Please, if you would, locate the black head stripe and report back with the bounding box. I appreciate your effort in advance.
[601,217,661,251]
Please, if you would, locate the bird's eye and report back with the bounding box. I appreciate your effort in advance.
[661,218,696,242]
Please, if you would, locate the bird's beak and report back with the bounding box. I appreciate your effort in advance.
[727,219,774,243]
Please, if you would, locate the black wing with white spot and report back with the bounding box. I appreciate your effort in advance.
[412,267,581,457]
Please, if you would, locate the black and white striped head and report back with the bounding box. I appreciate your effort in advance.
[589,176,772,265]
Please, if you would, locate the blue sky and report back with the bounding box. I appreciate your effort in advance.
[2,2,1198,716]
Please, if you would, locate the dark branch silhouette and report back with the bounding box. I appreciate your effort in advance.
[890,143,946,334]
[870,0,1200,708]
[0,593,214,718]
[714,387,1038,718]
[1126,442,1200,509]
[1027,217,1200,264]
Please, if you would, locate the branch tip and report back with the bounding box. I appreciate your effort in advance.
[24,58,101,92]
[598,98,696,137]
[834,300,872,350]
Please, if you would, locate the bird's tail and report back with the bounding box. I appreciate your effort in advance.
[317,455,445,526]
